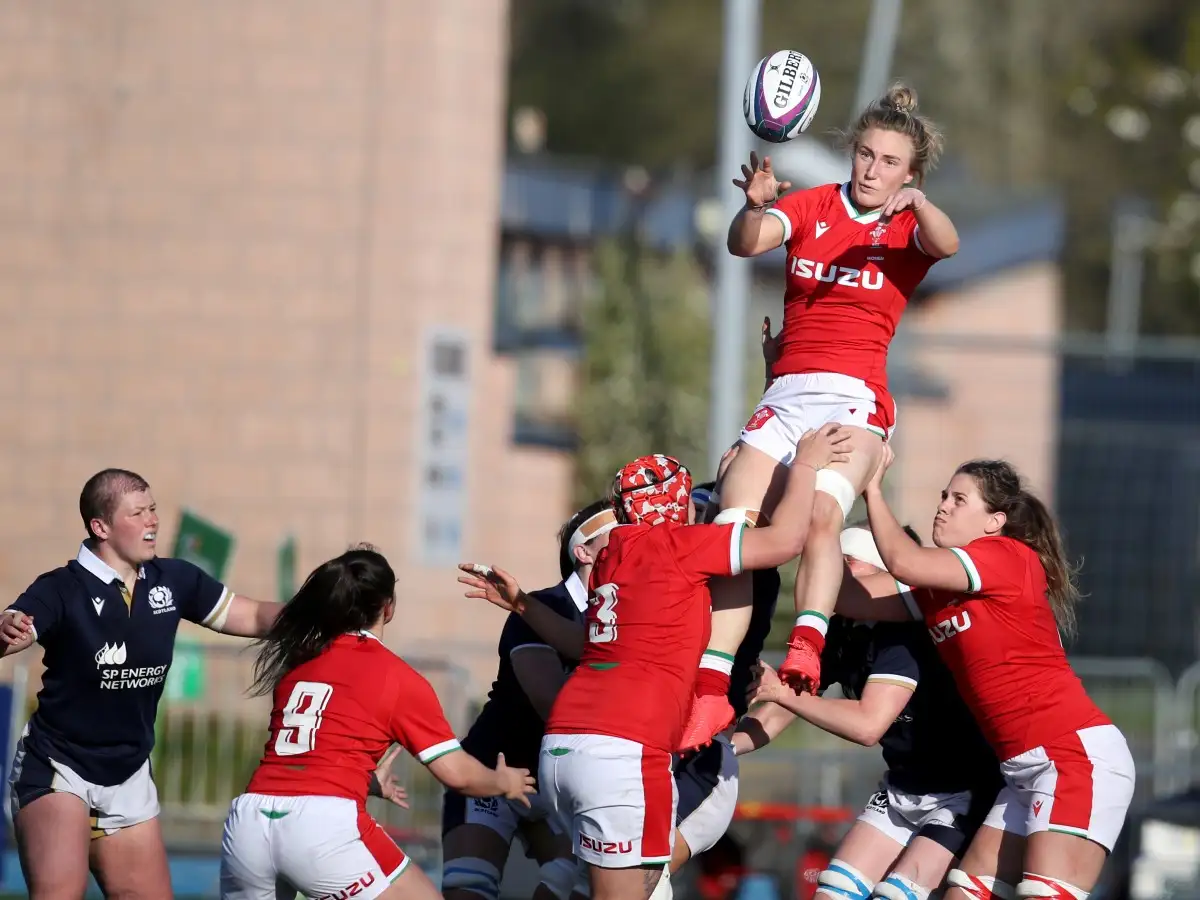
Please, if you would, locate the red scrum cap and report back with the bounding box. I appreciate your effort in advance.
[613,454,693,526]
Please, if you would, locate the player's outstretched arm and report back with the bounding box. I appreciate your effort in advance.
[731,700,797,756]
[739,425,852,571]
[747,661,912,747]
[458,564,585,660]
[426,750,537,806]
[0,610,35,658]
[728,152,789,257]
[206,595,281,638]
[862,447,970,592]
[883,188,959,259]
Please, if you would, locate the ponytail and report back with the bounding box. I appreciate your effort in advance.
[955,460,1082,641]
[1008,491,1082,641]
[249,545,396,696]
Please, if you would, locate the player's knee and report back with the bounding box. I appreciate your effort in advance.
[1015,874,1089,900]
[712,507,763,528]
[946,869,1016,900]
[872,873,930,900]
[538,858,580,900]
[814,469,856,522]
[441,857,502,900]
[815,860,874,900]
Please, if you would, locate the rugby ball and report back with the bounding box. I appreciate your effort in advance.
[743,50,822,143]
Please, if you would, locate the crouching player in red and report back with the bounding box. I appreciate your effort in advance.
[220,546,535,900]
[458,425,849,900]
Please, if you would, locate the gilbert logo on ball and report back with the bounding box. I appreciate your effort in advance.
[743,50,822,144]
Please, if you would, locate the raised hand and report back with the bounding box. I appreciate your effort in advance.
[796,423,853,471]
[457,564,527,615]
[732,151,792,208]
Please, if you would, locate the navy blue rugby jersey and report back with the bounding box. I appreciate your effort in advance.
[460,574,587,775]
[821,617,999,795]
[9,543,233,785]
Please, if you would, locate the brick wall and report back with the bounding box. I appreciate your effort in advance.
[0,0,572,692]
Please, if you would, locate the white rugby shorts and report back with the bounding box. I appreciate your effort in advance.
[857,776,978,855]
[675,737,739,857]
[540,733,676,869]
[739,372,896,465]
[983,723,1135,851]
[9,731,159,837]
[220,793,408,900]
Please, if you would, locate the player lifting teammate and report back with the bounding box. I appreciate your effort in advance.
[459,426,848,900]
[737,525,1001,900]
[683,83,962,747]
[845,452,1134,900]
[442,501,617,900]
[486,478,783,878]
[220,546,535,900]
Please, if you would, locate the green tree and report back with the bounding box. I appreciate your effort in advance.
[574,236,712,505]
[509,0,1200,335]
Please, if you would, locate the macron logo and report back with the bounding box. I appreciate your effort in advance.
[95,642,127,667]
[92,597,105,616]
[814,221,830,238]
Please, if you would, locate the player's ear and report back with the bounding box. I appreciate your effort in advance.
[383,596,396,625]
[985,510,1006,536]
[903,170,915,186]
[89,518,111,541]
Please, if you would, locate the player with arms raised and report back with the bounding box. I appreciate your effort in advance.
[220,546,534,900]
[459,425,848,900]
[847,453,1135,900]
[684,84,961,746]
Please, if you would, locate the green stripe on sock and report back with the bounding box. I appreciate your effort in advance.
[700,650,735,675]
[795,611,829,637]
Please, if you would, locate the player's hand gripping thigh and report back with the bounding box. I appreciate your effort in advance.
[15,792,94,900]
[782,426,883,693]
[708,441,790,656]
[88,817,174,900]
[681,442,790,751]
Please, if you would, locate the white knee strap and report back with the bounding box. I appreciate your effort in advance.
[648,868,672,900]
[1017,875,1089,900]
[816,859,874,900]
[815,468,856,520]
[442,857,502,900]
[947,870,1016,900]
[872,874,929,900]
[713,507,760,528]
[538,858,580,900]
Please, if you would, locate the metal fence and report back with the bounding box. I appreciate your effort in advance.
[2,645,474,851]
[7,644,1200,898]
[5,649,1200,838]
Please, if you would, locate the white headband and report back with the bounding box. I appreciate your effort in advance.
[840,527,886,570]
[569,509,619,554]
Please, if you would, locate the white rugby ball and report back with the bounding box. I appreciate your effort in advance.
[743,50,822,143]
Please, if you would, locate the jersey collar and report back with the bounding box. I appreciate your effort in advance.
[76,542,145,584]
[564,572,588,612]
[352,629,383,643]
[839,183,884,225]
